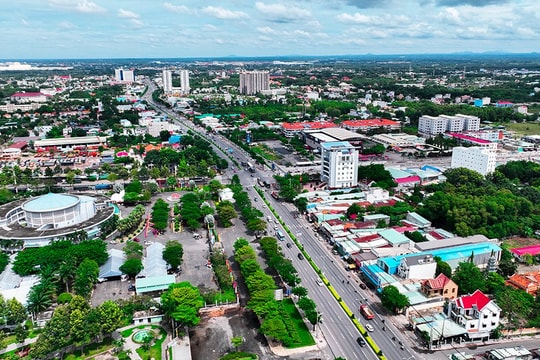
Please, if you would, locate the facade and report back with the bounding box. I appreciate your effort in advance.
[420,273,458,300]
[239,71,270,95]
[341,119,400,133]
[114,68,134,83]
[451,146,497,176]
[320,141,358,189]
[179,69,190,95]
[10,92,48,103]
[0,193,114,247]
[445,290,501,340]
[419,114,480,136]
[397,254,436,279]
[162,69,173,93]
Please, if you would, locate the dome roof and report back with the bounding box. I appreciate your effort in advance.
[22,193,80,212]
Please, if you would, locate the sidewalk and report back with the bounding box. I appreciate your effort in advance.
[0,337,37,355]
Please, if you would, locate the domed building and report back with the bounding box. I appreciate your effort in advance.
[0,192,115,247]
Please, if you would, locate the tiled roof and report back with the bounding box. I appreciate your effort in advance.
[423,273,452,290]
[456,290,491,311]
[341,118,399,127]
[281,121,337,130]
[11,92,46,97]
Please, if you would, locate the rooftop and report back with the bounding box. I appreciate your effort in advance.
[456,289,491,311]
[22,193,79,212]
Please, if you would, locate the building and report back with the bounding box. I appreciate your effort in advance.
[302,127,366,152]
[420,273,458,300]
[281,121,337,138]
[445,289,501,340]
[418,114,480,136]
[162,69,173,93]
[114,68,134,83]
[451,146,497,176]
[239,71,269,95]
[505,271,540,296]
[397,254,436,279]
[341,119,401,133]
[10,92,49,103]
[179,69,190,95]
[0,193,115,247]
[486,346,531,360]
[320,141,358,189]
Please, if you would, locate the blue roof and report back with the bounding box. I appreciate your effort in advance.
[22,193,79,212]
[320,141,353,149]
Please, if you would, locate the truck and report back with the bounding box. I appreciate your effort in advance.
[360,304,375,320]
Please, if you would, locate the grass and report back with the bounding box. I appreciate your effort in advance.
[63,337,114,360]
[135,327,166,360]
[251,144,280,161]
[280,298,315,348]
[502,122,540,136]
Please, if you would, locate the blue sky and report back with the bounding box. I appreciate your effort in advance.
[1,0,539,59]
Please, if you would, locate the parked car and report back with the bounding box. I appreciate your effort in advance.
[128,284,136,291]
[133,237,140,242]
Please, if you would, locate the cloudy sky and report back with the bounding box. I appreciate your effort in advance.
[2,0,539,59]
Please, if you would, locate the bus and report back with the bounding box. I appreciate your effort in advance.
[275,230,285,241]
[360,304,375,320]
[247,162,256,173]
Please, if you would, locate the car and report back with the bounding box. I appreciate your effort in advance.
[254,197,258,202]
[316,278,323,286]
[274,226,278,230]
[365,323,374,332]
[356,337,366,347]
[359,283,367,290]
[262,204,267,208]
[133,237,140,242]
[297,253,304,260]
[286,243,292,248]
[128,284,136,291]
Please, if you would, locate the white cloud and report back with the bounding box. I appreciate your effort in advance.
[336,12,373,24]
[58,21,77,29]
[162,2,191,13]
[129,19,144,28]
[257,26,277,35]
[202,6,248,20]
[48,0,106,14]
[438,8,462,24]
[118,9,140,19]
[255,2,311,22]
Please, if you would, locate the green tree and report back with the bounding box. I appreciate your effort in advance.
[452,261,485,295]
[231,336,243,352]
[216,201,237,227]
[380,285,410,314]
[14,324,28,345]
[434,256,452,278]
[346,203,364,220]
[161,282,204,328]
[5,298,26,325]
[119,258,143,278]
[74,259,99,298]
[97,300,124,338]
[297,297,316,313]
[162,241,184,270]
[292,286,308,297]
[484,272,505,294]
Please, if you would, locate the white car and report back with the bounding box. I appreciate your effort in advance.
[365,324,374,332]
[316,279,323,286]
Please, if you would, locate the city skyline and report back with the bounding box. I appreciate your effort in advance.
[1,0,539,59]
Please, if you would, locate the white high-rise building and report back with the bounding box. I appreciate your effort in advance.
[418,114,480,136]
[179,70,190,95]
[451,146,497,176]
[162,70,173,93]
[114,68,134,83]
[320,141,359,189]
[239,71,270,95]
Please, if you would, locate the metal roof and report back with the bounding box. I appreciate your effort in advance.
[22,193,79,212]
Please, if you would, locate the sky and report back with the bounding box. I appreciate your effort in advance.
[1,0,539,59]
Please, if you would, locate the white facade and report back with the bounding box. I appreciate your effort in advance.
[114,68,134,83]
[397,254,436,279]
[179,70,190,95]
[419,114,480,136]
[320,141,358,189]
[162,70,173,93]
[239,71,270,95]
[451,146,497,176]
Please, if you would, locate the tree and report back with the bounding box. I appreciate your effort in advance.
[484,272,505,294]
[159,130,171,142]
[380,285,409,314]
[208,179,222,194]
[452,261,485,295]
[26,284,54,317]
[97,300,124,338]
[498,247,518,278]
[5,298,26,325]
[216,201,237,227]
[297,297,316,313]
[162,241,184,270]
[14,324,28,345]
[246,217,267,233]
[74,259,99,298]
[231,336,243,352]
[292,286,308,297]
[434,256,452,278]
[161,282,204,328]
[346,203,365,219]
[119,258,143,278]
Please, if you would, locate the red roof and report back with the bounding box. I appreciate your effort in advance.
[447,132,491,144]
[511,244,540,257]
[395,175,421,184]
[456,290,491,311]
[354,234,380,243]
[9,141,27,149]
[427,230,446,240]
[423,273,452,290]
[281,121,337,131]
[11,92,45,97]
[342,118,399,128]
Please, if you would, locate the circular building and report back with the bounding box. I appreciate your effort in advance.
[0,192,115,247]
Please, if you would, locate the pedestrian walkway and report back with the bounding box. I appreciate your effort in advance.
[0,337,37,355]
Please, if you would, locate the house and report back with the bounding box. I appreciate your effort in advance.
[505,272,540,296]
[420,273,458,300]
[397,254,436,279]
[445,290,501,340]
[510,245,540,262]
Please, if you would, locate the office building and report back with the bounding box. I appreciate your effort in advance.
[418,114,480,136]
[320,141,358,189]
[451,146,497,176]
[179,70,190,95]
[239,71,270,95]
[114,68,134,83]
[162,70,173,93]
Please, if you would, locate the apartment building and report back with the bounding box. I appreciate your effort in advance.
[451,146,497,176]
[419,114,480,136]
[239,71,269,95]
[320,141,358,189]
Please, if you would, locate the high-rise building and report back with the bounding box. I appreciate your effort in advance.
[451,146,497,176]
[239,71,270,95]
[162,69,173,93]
[179,70,190,95]
[114,68,134,83]
[320,141,358,189]
[418,114,480,136]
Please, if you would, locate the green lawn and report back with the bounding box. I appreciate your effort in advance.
[251,145,280,161]
[136,327,167,360]
[502,122,540,136]
[281,298,315,348]
[63,337,114,360]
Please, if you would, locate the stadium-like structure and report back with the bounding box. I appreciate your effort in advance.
[0,192,115,247]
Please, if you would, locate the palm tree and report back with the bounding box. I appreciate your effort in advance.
[57,257,76,293]
[26,284,53,318]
